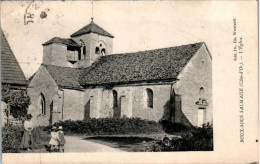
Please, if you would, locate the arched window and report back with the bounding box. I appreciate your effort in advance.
[79,40,86,59]
[83,46,86,59]
[49,101,53,125]
[146,88,153,108]
[96,41,106,55]
[95,47,100,54]
[40,93,46,115]
[112,90,118,108]
[199,87,205,95]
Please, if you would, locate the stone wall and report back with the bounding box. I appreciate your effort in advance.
[27,66,60,126]
[84,84,172,122]
[28,66,85,126]
[131,85,172,121]
[42,44,76,67]
[173,43,212,126]
[72,33,113,67]
[42,33,113,69]
[62,89,85,121]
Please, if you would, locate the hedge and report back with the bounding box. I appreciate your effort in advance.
[45,117,163,135]
[2,125,49,153]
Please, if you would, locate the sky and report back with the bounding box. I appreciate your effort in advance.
[1,1,214,78]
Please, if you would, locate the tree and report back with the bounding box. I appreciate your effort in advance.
[1,85,30,120]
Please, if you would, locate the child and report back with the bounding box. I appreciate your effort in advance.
[58,126,66,153]
[49,126,59,152]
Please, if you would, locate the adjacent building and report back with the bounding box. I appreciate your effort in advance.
[1,30,27,89]
[1,30,28,125]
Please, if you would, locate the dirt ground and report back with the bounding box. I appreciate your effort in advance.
[84,133,180,152]
[19,133,179,153]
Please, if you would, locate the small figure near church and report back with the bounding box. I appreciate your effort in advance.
[49,126,59,152]
[58,126,66,153]
[20,114,34,151]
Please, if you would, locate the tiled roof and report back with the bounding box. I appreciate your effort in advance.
[1,30,27,86]
[70,21,114,38]
[79,42,204,86]
[42,64,83,89]
[42,37,81,47]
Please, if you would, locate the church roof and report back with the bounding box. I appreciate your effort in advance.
[42,37,81,47]
[79,42,204,86]
[1,30,27,86]
[70,21,114,38]
[42,64,83,89]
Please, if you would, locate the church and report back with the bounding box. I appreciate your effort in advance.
[27,19,212,127]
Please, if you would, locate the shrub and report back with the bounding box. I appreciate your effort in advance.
[160,120,191,133]
[2,125,50,153]
[176,123,213,151]
[142,123,213,152]
[1,85,30,120]
[2,125,23,153]
[44,117,163,135]
[32,126,50,145]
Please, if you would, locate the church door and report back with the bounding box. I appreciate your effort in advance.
[197,107,205,127]
[120,96,126,117]
[112,90,120,118]
[49,101,53,125]
[90,96,94,117]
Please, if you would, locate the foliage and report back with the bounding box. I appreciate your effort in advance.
[2,125,50,153]
[1,85,30,119]
[2,125,23,153]
[160,120,191,133]
[141,123,213,152]
[32,126,50,145]
[44,117,163,135]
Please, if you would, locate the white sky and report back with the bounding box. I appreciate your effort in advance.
[1,1,214,78]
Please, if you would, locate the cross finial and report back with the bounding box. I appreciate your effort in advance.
[91,1,94,22]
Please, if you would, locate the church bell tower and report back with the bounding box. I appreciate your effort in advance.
[70,18,114,67]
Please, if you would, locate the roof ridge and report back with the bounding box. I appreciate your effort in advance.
[42,37,81,47]
[42,64,83,70]
[70,21,114,38]
[44,37,67,41]
[103,42,204,57]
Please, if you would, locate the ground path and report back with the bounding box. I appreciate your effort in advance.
[64,136,123,152]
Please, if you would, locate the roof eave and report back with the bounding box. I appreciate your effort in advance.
[70,31,114,38]
[2,82,28,87]
[80,78,177,87]
[59,85,84,91]
[42,42,81,47]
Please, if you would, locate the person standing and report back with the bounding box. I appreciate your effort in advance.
[20,114,34,151]
[57,126,66,153]
[49,126,59,152]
